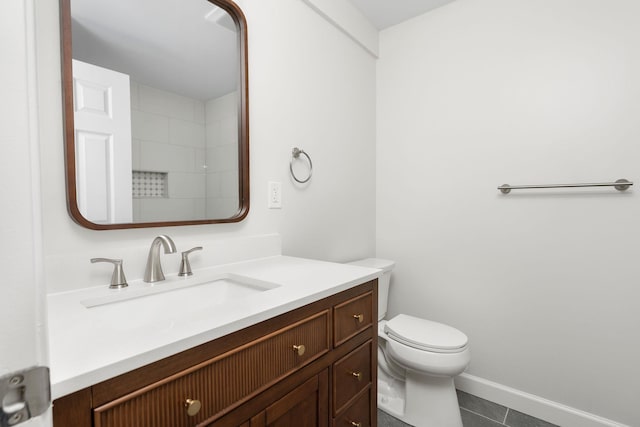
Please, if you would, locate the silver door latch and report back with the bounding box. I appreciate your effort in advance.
[1,367,50,426]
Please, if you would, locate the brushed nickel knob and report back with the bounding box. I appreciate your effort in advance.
[350,421,362,427]
[292,344,306,356]
[353,314,364,323]
[185,398,202,416]
[351,371,363,381]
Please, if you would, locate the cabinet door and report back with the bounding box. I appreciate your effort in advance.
[213,371,328,427]
[266,372,327,427]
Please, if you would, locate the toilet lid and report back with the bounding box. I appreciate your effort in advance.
[384,314,468,353]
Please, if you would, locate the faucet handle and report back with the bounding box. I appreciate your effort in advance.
[91,258,129,289]
[178,247,203,277]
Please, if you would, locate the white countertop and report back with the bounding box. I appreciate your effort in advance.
[47,256,381,399]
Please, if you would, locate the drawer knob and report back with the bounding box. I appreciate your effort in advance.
[353,314,364,323]
[292,344,306,356]
[185,398,202,416]
[351,371,363,381]
[350,422,362,427]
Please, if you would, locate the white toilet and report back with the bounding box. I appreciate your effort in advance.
[348,258,470,427]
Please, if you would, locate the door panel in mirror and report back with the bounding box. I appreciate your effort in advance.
[60,0,249,229]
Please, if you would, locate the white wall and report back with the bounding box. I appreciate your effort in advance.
[36,0,376,293]
[376,0,640,425]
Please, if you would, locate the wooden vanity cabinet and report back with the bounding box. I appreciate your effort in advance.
[52,280,378,427]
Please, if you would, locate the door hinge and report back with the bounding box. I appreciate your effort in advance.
[1,366,50,426]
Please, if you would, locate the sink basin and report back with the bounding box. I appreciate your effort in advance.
[81,273,280,309]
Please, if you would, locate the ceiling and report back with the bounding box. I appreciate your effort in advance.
[70,0,456,101]
[71,0,238,101]
[349,0,457,30]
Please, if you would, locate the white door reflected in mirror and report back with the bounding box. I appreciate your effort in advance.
[73,59,133,224]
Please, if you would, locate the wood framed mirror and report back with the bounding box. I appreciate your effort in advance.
[60,0,249,229]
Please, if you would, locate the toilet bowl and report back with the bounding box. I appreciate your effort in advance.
[347,259,470,427]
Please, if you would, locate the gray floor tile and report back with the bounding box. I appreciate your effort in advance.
[505,409,559,427]
[378,409,412,427]
[461,408,506,427]
[457,390,508,423]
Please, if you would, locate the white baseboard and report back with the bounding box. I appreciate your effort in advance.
[454,373,629,427]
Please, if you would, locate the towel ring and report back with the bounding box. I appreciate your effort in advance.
[290,147,313,183]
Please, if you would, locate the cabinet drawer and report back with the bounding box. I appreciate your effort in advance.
[333,292,373,346]
[332,341,372,415]
[94,311,329,427]
[333,388,370,427]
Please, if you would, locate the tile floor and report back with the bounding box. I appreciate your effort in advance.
[377,390,560,427]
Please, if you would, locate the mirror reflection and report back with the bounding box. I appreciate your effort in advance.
[63,0,249,228]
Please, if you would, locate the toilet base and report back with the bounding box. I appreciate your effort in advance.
[378,368,463,427]
[378,368,406,419]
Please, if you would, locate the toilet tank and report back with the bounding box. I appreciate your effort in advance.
[347,258,395,321]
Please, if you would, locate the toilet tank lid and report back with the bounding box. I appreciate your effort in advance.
[384,314,468,352]
[347,258,395,272]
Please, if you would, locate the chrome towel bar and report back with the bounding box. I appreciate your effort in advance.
[498,179,633,194]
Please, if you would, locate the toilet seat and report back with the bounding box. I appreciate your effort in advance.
[384,314,468,354]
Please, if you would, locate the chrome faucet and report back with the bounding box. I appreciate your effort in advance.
[144,235,177,283]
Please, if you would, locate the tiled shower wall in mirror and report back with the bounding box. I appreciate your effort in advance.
[131,81,238,222]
